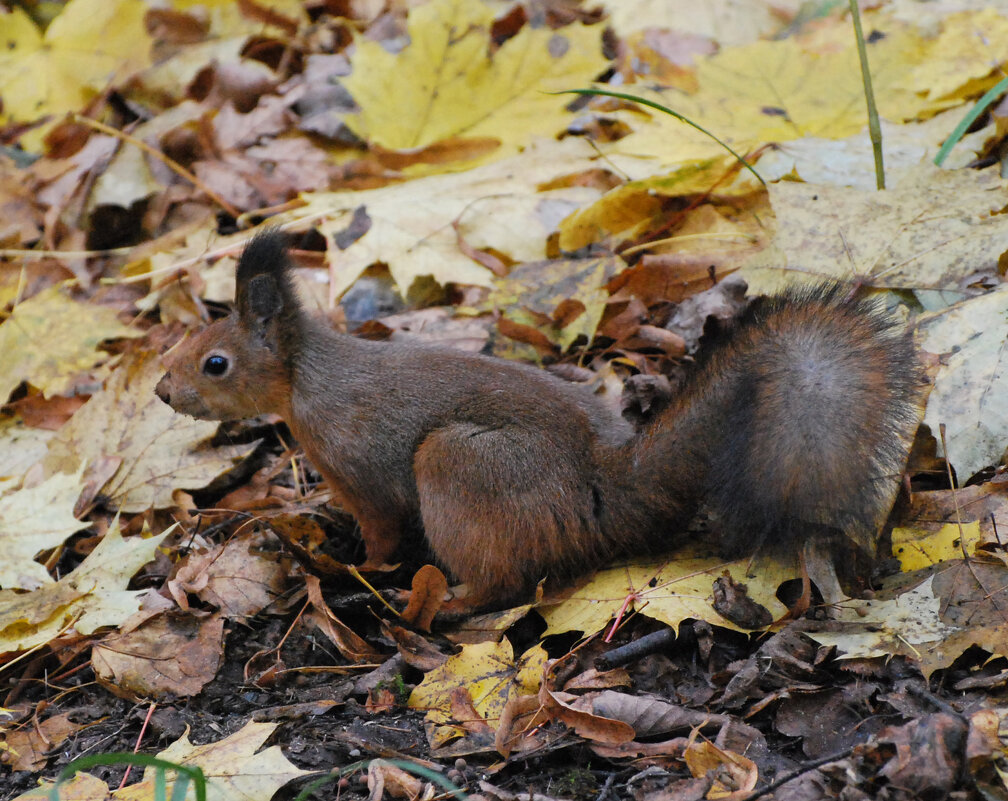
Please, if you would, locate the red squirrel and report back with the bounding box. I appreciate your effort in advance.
[155,231,922,604]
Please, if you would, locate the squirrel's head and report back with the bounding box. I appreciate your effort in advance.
[155,230,300,421]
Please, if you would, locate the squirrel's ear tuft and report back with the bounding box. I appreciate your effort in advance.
[234,228,299,322]
[236,228,290,288]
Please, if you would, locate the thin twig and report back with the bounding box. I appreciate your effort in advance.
[72,113,242,219]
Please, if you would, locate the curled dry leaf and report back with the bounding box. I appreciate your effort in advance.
[381,622,450,672]
[402,564,449,631]
[495,692,548,759]
[367,758,431,801]
[591,690,730,737]
[306,574,382,663]
[538,686,634,746]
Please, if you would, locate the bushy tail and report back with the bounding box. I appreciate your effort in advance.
[603,284,923,557]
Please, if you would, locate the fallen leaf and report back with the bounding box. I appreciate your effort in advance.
[0,469,88,590]
[145,720,311,800]
[0,520,170,656]
[293,137,620,299]
[891,522,980,571]
[402,564,449,632]
[0,0,152,150]
[409,639,546,748]
[92,612,225,700]
[0,712,80,772]
[920,284,1008,482]
[342,0,607,159]
[539,551,790,637]
[0,286,140,404]
[739,166,1008,294]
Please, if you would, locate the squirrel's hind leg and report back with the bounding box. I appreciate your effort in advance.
[413,422,606,605]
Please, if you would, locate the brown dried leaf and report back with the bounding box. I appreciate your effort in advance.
[539,686,634,745]
[92,612,225,700]
[591,690,729,738]
[0,712,80,772]
[382,622,450,672]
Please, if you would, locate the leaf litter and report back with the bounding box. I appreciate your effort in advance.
[1,0,1008,800]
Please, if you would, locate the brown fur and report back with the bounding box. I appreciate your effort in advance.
[156,233,922,604]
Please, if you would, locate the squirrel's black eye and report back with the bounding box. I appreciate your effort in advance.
[203,354,229,377]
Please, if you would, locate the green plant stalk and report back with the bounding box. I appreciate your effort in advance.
[849,0,885,189]
[556,88,765,186]
[934,75,1008,166]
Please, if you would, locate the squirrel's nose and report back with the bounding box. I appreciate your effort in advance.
[154,376,171,405]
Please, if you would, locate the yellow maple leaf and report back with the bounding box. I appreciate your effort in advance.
[892,522,981,572]
[0,285,141,404]
[0,0,152,150]
[341,0,607,159]
[409,639,546,747]
[603,14,936,171]
[539,552,791,637]
[296,137,612,298]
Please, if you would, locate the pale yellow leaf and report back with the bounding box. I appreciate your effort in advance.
[0,0,152,150]
[754,110,995,189]
[599,0,798,46]
[600,13,973,172]
[148,720,311,801]
[808,576,955,660]
[0,417,54,481]
[295,138,613,298]
[739,166,1008,294]
[0,470,87,590]
[9,772,109,800]
[919,284,1008,481]
[908,9,1008,101]
[0,520,169,655]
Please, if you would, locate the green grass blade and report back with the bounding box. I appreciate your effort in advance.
[555,88,765,186]
[934,75,1008,166]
